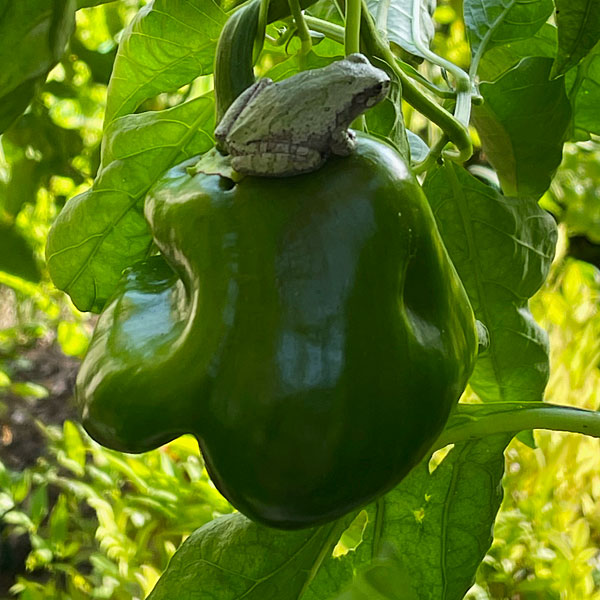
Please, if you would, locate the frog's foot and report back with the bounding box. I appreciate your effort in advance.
[231,143,325,177]
[330,129,356,156]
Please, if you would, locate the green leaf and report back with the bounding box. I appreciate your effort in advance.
[11,382,48,399]
[551,0,600,77]
[56,321,89,357]
[334,554,418,600]
[478,23,557,82]
[48,495,69,546]
[365,0,436,60]
[104,0,227,125]
[63,421,86,470]
[147,513,346,599]
[366,81,409,160]
[471,57,571,198]
[29,485,49,528]
[46,96,214,312]
[0,0,76,133]
[406,131,429,163]
[423,163,557,403]
[464,0,553,59]
[306,437,509,600]
[565,42,600,140]
[0,224,41,282]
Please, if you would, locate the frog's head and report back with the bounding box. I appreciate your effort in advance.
[331,54,391,121]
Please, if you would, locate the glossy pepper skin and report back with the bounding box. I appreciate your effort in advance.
[77,134,478,529]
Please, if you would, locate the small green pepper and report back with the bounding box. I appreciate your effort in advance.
[77,133,478,529]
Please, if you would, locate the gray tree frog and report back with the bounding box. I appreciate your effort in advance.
[214,53,390,177]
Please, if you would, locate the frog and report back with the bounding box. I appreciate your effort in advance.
[214,53,391,177]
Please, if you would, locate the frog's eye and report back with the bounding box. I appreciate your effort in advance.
[375,80,391,95]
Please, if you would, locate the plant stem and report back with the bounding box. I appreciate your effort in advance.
[413,135,448,174]
[287,0,312,65]
[410,0,472,127]
[304,15,455,99]
[359,0,472,162]
[344,0,361,55]
[435,403,600,450]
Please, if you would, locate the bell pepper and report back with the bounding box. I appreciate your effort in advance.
[76,133,478,529]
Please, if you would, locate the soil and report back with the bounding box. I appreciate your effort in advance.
[0,339,79,471]
[0,338,80,595]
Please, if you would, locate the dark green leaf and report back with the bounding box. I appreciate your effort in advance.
[565,43,600,140]
[464,0,553,58]
[104,0,227,125]
[366,80,409,160]
[472,57,571,198]
[29,485,49,528]
[0,224,41,282]
[48,495,69,545]
[478,24,557,82]
[46,96,215,312]
[0,0,76,133]
[423,163,557,403]
[147,513,346,600]
[334,554,418,600]
[551,0,600,77]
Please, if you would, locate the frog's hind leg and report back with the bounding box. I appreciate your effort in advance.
[232,145,325,177]
[214,79,272,151]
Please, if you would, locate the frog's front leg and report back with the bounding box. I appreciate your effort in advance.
[231,142,325,177]
[214,79,272,153]
[330,129,356,156]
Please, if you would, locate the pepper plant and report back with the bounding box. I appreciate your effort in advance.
[3,0,600,597]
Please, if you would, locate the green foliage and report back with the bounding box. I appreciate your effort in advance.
[464,0,553,57]
[1,0,600,598]
[472,57,571,198]
[1,422,230,600]
[423,164,557,403]
[551,0,600,77]
[0,0,76,134]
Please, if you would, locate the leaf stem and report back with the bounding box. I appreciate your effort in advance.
[435,403,600,450]
[413,134,448,174]
[410,0,472,128]
[359,1,472,162]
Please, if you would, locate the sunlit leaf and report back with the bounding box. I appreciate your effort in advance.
[0,0,76,133]
[147,513,347,599]
[104,0,227,125]
[464,0,553,59]
[57,321,89,357]
[46,96,215,312]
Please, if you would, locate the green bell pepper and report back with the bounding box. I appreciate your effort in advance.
[77,133,478,529]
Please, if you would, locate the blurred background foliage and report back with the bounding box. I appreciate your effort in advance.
[1,0,600,599]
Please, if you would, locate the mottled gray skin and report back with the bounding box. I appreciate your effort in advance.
[214,54,391,177]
